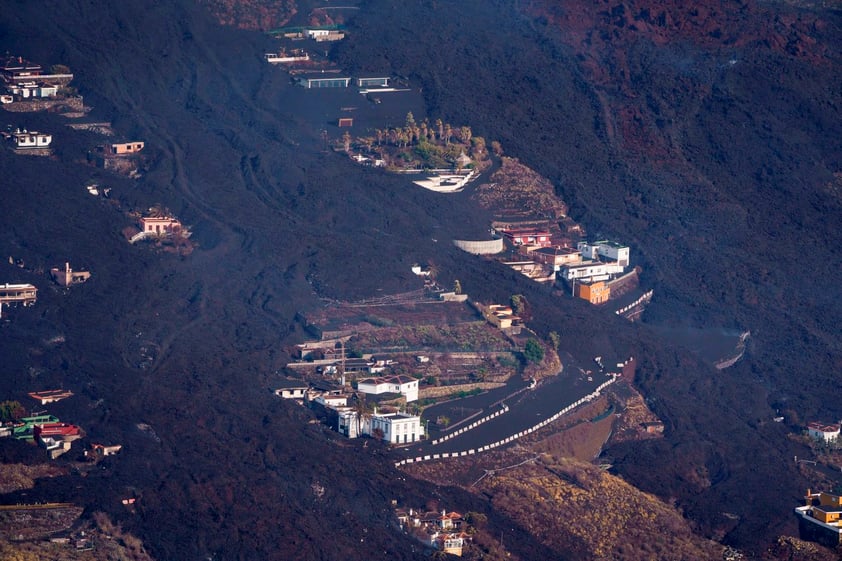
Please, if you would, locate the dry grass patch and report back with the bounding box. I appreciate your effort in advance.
[479,456,725,561]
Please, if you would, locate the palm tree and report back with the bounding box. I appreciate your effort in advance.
[435,118,444,140]
[427,260,440,285]
[354,394,374,438]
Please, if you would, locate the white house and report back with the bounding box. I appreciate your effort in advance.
[357,77,390,87]
[807,422,840,443]
[314,394,348,408]
[336,408,362,438]
[7,83,57,98]
[305,29,331,39]
[577,240,630,267]
[34,85,58,97]
[11,129,51,148]
[369,412,421,444]
[357,375,419,402]
[140,216,182,235]
[274,379,308,399]
[558,261,625,282]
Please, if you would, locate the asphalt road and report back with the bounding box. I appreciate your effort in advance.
[398,365,613,458]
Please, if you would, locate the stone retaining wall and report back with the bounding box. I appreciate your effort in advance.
[419,382,505,400]
[2,96,86,113]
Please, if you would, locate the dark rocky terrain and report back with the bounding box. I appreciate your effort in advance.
[0,0,840,559]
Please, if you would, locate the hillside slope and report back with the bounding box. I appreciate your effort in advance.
[0,0,840,558]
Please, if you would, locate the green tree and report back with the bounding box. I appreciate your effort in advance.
[0,400,25,422]
[491,140,503,156]
[510,294,525,315]
[453,279,462,294]
[471,136,486,159]
[342,130,351,153]
[464,511,488,525]
[405,111,416,129]
[548,331,560,350]
[524,338,544,364]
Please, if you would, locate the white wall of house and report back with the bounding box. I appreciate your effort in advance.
[597,242,630,267]
[315,394,348,407]
[560,261,625,281]
[13,131,52,147]
[577,241,630,267]
[395,380,418,402]
[808,426,840,442]
[358,379,390,395]
[275,387,307,399]
[358,377,419,402]
[370,413,421,444]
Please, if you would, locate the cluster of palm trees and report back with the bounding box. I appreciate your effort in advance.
[347,113,473,151]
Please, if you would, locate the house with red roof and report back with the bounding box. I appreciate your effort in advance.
[807,422,840,443]
[500,228,552,248]
[357,374,419,402]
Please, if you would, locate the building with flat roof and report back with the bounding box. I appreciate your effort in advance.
[110,141,144,155]
[0,283,37,318]
[8,83,57,98]
[558,261,625,283]
[480,304,520,330]
[357,77,390,87]
[296,75,351,88]
[140,216,182,235]
[574,280,611,304]
[51,263,91,287]
[265,52,309,64]
[336,407,362,438]
[0,56,41,83]
[796,491,842,548]
[9,129,51,149]
[578,240,630,267]
[370,411,421,444]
